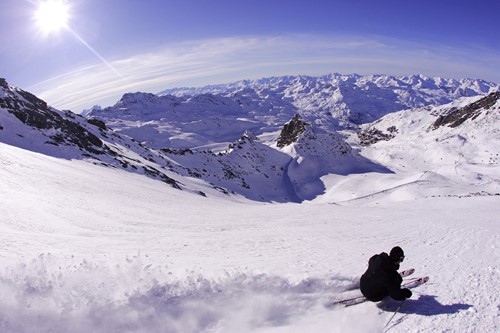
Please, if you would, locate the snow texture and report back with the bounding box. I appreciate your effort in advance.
[1,75,499,332]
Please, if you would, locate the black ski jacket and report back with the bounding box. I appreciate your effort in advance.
[360,252,407,301]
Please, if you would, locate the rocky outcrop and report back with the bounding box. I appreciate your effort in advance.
[0,81,105,154]
[0,78,9,89]
[432,92,500,129]
[0,79,182,190]
[277,115,309,148]
[357,126,398,146]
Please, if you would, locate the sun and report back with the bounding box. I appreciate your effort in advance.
[34,0,70,35]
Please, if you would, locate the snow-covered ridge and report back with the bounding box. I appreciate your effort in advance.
[3,74,500,203]
[158,74,496,98]
[158,73,498,125]
[86,73,498,151]
[0,78,191,192]
[2,78,379,202]
[82,73,500,203]
[339,92,500,204]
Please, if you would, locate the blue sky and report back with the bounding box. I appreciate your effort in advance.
[1,0,499,112]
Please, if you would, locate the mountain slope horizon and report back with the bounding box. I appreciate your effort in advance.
[2,74,499,203]
[157,73,498,124]
[1,74,499,332]
[85,73,498,150]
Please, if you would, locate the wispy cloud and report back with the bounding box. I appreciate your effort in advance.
[28,34,500,112]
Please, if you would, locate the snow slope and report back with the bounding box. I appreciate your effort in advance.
[0,142,499,333]
[1,78,398,203]
[80,76,500,203]
[1,76,499,332]
[320,93,500,205]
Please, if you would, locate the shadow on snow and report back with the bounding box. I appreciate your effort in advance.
[378,294,472,316]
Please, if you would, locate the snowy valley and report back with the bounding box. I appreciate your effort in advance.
[0,74,499,332]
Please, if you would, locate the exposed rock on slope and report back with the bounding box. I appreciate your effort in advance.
[160,130,296,202]
[357,126,398,146]
[0,78,181,189]
[0,78,105,155]
[277,114,309,148]
[278,118,392,200]
[351,93,500,200]
[432,91,500,129]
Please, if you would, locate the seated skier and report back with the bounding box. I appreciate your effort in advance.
[360,246,412,302]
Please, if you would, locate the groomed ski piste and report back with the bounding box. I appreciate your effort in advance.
[0,141,498,333]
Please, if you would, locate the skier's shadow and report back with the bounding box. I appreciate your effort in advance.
[378,295,472,316]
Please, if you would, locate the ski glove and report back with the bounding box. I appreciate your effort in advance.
[402,288,412,298]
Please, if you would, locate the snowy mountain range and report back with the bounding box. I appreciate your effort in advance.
[158,73,496,126]
[1,74,500,332]
[2,74,500,203]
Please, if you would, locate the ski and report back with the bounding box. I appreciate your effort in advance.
[326,272,428,308]
[399,268,415,278]
[335,296,367,307]
[402,276,429,289]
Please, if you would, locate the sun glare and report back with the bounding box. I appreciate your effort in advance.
[35,0,70,34]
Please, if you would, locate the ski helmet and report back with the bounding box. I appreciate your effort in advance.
[390,246,405,262]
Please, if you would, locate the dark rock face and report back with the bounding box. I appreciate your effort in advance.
[432,92,500,129]
[357,127,397,146]
[277,114,309,148]
[1,78,182,190]
[142,165,181,189]
[0,78,9,89]
[0,85,105,154]
[86,118,107,131]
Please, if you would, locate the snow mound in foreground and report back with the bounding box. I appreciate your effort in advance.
[0,254,382,333]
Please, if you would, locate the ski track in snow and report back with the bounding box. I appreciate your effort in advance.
[0,143,499,332]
